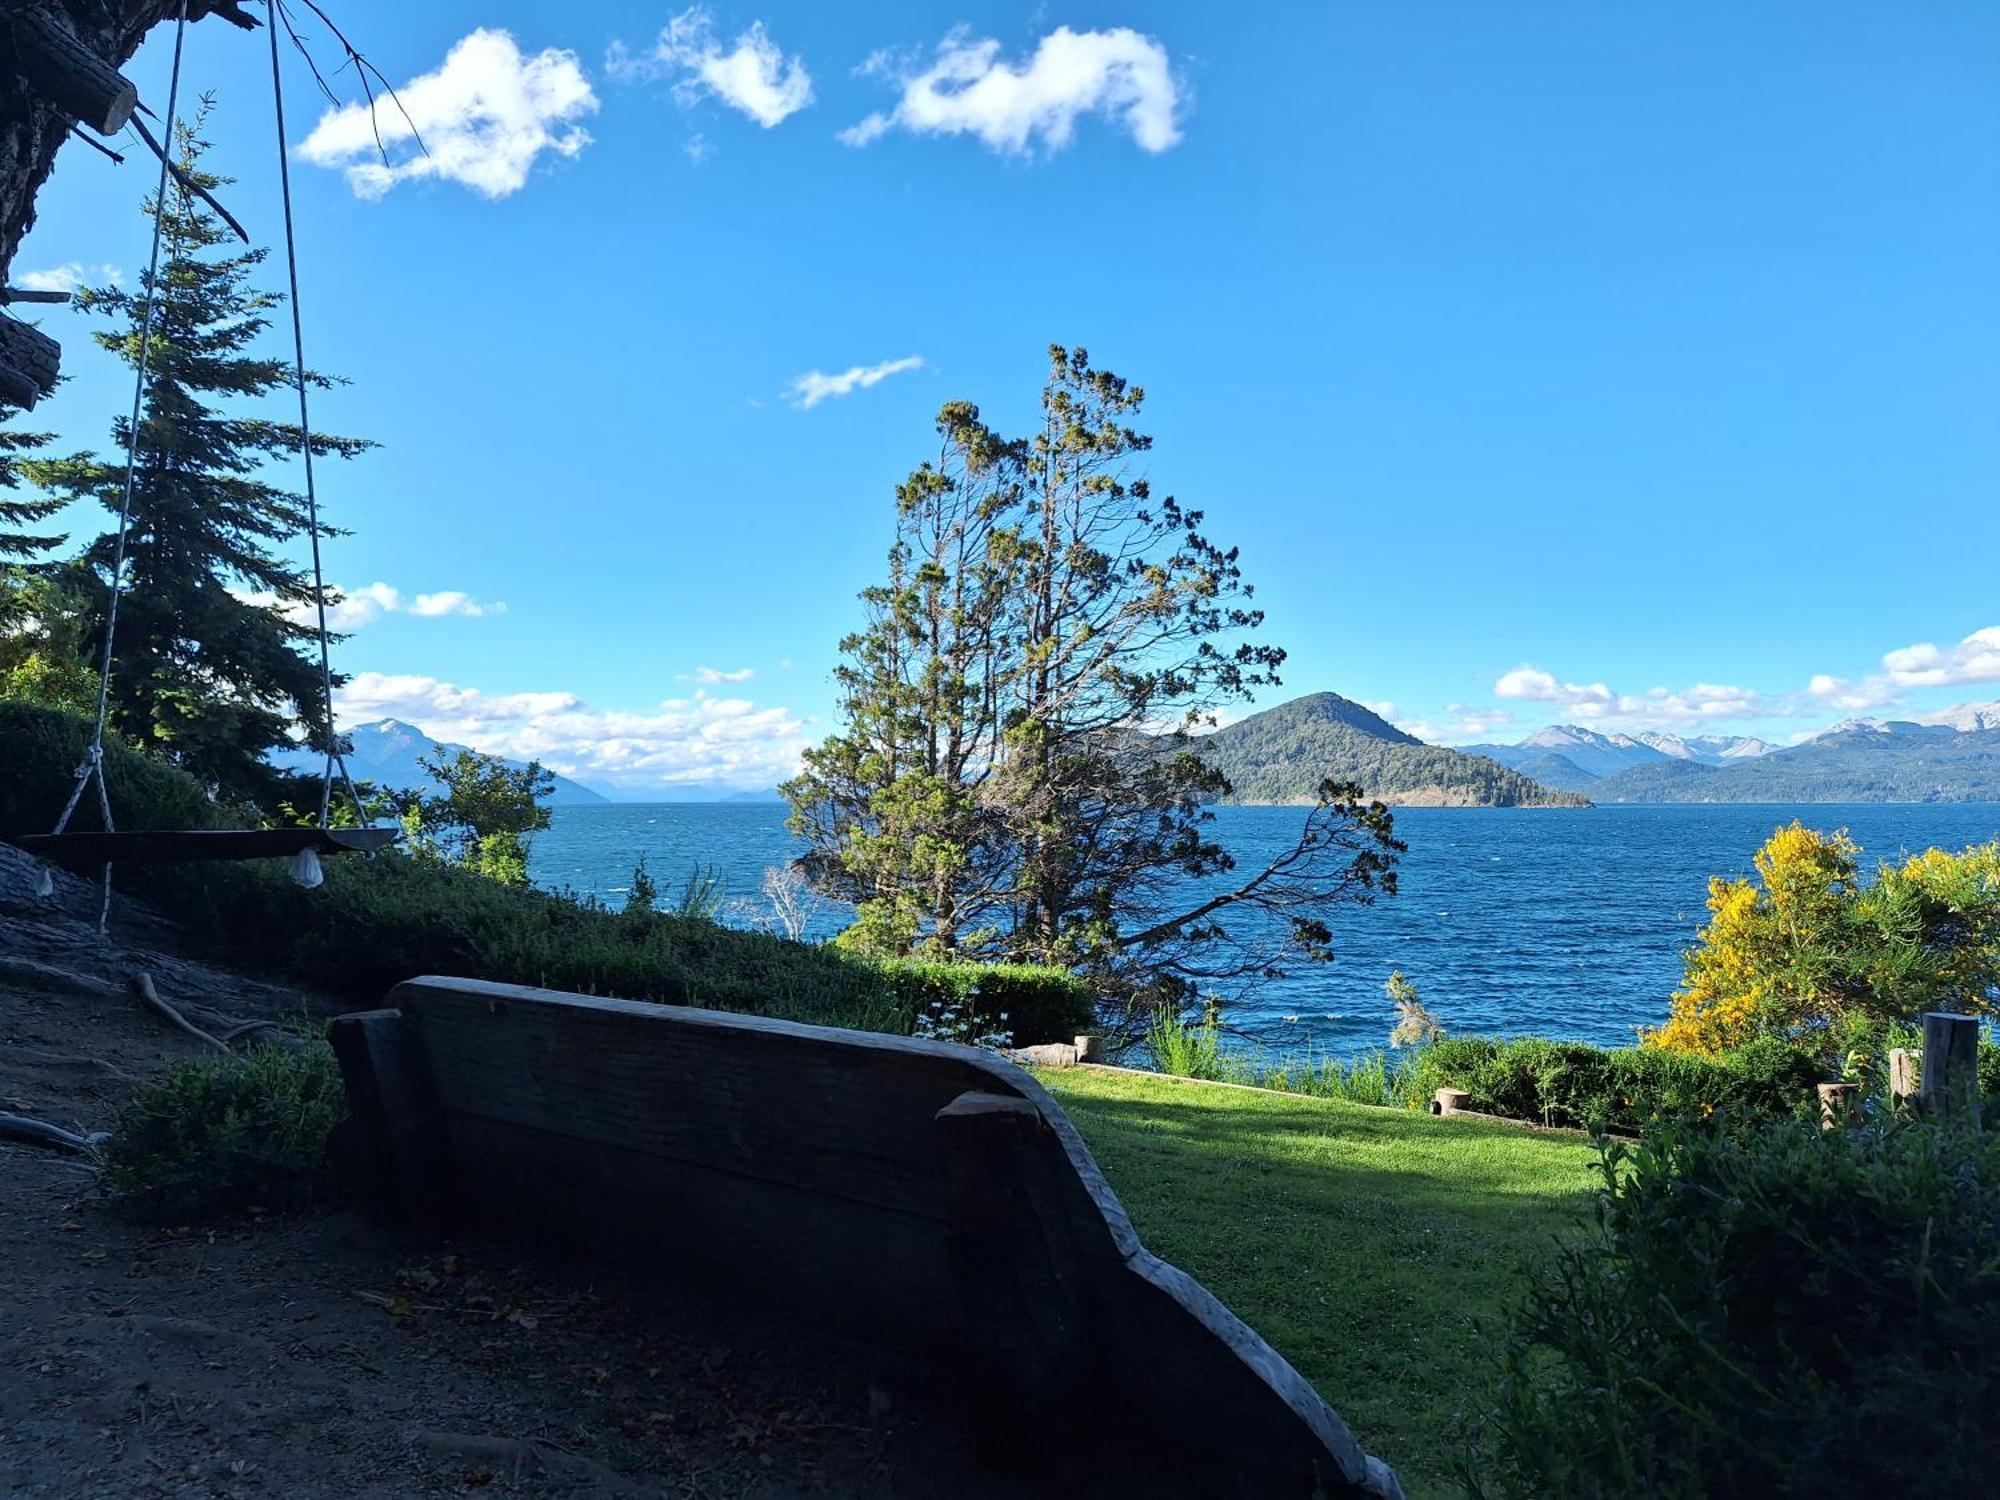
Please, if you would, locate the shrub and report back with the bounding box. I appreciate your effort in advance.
[1649,821,2000,1055]
[1472,1116,2000,1498]
[1147,1007,1227,1080]
[103,1041,344,1220]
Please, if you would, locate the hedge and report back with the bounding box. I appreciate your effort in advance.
[873,958,1095,1048]
[1405,1035,1822,1133]
[0,699,230,840]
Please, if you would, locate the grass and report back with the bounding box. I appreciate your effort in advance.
[1039,1066,1600,1500]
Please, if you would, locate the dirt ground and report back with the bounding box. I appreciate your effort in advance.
[0,847,1040,1499]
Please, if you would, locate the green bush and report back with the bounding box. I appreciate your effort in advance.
[103,1041,344,1220]
[1473,1117,2000,1498]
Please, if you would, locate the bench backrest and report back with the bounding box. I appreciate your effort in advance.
[330,976,1397,1498]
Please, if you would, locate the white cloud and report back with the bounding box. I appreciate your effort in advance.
[1397,705,1514,745]
[336,671,808,790]
[787,354,923,408]
[683,665,755,684]
[234,581,503,630]
[1880,626,2000,689]
[299,29,598,200]
[1491,665,1769,729]
[17,262,121,293]
[408,589,503,619]
[1799,625,2000,714]
[1493,667,1615,710]
[609,9,813,128]
[842,26,1182,155]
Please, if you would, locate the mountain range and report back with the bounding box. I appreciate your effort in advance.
[1463,725,1779,789]
[276,719,608,806]
[1466,701,2000,803]
[1196,694,1589,807]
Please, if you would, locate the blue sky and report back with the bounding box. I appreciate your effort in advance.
[14,1,1999,790]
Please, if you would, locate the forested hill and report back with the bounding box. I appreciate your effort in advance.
[1589,723,2000,803]
[1195,694,1591,807]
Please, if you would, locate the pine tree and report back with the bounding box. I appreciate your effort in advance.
[0,404,62,560]
[30,99,371,802]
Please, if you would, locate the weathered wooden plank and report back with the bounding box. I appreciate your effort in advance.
[350,978,1401,1498]
[936,1091,1091,1428]
[1888,1048,1919,1109]
[326,1009,446,1225]
[442,1112,967,1348]
[1817,1081,1860,1129]
[8,826,399,864]
[392,977,1114,1228]
[1920,1013,1981,1126]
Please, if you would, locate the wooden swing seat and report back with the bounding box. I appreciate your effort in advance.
[8,827,400,864]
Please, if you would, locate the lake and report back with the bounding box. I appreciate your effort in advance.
[528,802,2000,1056]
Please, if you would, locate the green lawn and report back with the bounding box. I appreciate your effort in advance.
[1038,1067,1601,1499]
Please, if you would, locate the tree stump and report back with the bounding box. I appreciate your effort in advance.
[1888,1048,1919,1110]
[1430,1087,1472,1116]
[1817,1081,1860,1130]
[1074,1033,1105,1063]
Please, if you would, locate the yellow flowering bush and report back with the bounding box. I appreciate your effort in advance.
[1648,823,2000,1055]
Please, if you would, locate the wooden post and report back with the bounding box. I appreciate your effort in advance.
[1817,1082,1860,1130]
[1074,1033,1105,1063]
[1431,1087,1472,1116]
[1888,1049,1919,1110]
[934,1091,1089,1451]
[326,1009,448,1224]
[1919,1013,1981,1126]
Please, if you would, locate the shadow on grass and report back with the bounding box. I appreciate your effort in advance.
[1042,1076,1602,1500]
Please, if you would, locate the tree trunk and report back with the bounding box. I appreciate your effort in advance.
[0,1,255,399]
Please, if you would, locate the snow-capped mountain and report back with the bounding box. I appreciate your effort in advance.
[1918,700,2000,733]
[1463,725,1779,786]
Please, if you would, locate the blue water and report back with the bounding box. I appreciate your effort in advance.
[528,803,2000,1056]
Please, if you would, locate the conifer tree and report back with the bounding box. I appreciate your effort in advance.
[31,99,371,802]
[0,405,63,561]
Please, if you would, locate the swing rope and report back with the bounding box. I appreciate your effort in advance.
[35,0,386,916]
[266,0,363,833]
[48,0,190,929]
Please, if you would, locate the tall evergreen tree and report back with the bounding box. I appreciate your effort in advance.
[786,346,1404,1008]
[0,404,62,560]
[30,100,371,802]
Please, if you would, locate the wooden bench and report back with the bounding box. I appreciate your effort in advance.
[331,977,1403,1498]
